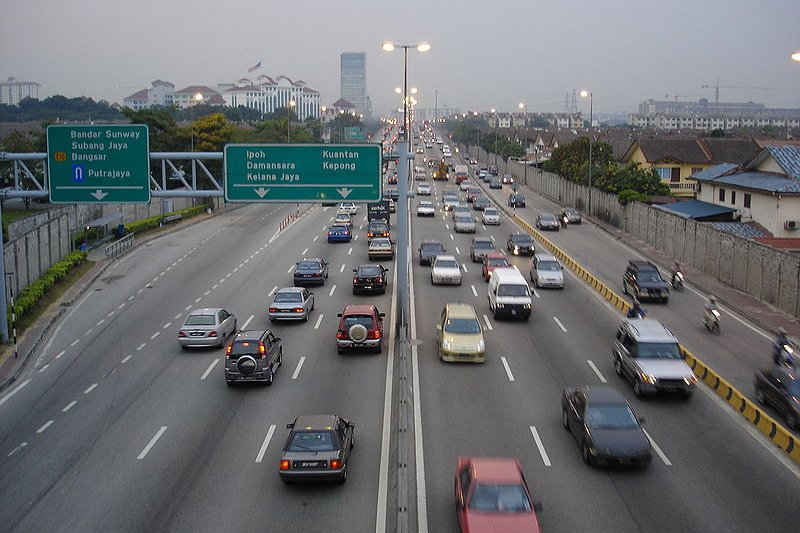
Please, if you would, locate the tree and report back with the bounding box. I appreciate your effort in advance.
[121,107,180,152]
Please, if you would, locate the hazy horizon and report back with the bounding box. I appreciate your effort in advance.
[2,0,798,116]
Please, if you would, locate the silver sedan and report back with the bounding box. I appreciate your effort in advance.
[454,215,477,233]
[269,287,315,322]
[178,308,237,349]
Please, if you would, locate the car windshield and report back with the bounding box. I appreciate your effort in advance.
[297,261,320,270]
[474,241,494,250]
[274,292,302,303]
[538,261,560,271]
[358,266,382,276]
[422,244,444,254]
[184,314,215,326]
[585,404,639,430]
[511,235,533,244]
[344,315,374,328]
[436,260,459,269]
[484,209,498,216]
[638,271,664,283]
[637,342,681,359]
[488,258,510,267]
[444,317,481,334]
[469,483,532,513]
[540,215,557,222]
[288,431,336,452]
[497,284,529,297]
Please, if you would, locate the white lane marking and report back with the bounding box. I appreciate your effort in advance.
[128,295,135,301]
[501,356,515,381]
[489,235,495,241]
[55,350,65,359]
[302,247,309,255]
[292,356,306,380]
[203,290,210,296]
[314,314,324,330]
[163,322,172,329]
[194,297,202,303]
[136,343,146,351]
[313,235,319,242]
[340,263,346,273]
[118,303,126,310]
[8,442,27,457]
[455,247,460,254]
[269,233,279,243]
[201,358,220,380]
[462,264,468,273]
[137,426,168,460]
[471,285,478,297]
[212,284,218,290]
[62,400,77,413]
[84,383,98,394]
[287,264,295,274]
[255,424,277,463]
[322,224,328,230]
[482,314,493,330]
[642,428,672,466]
[0,379,31,407]
[329,284,337,297]
[587,360,607,382]
[445,223,450,230]
[233,268,239,273]
[70,339,79,347]
[36,420,54,434]
[150,331,160,340]
[354,235,359,241]
[529,426,552,466]
[121,355,133,364]
[96,318,105,326]
[553,316,568,332]
[38,364,49,373]
[242,315,254,330]
[348,247,353,255]
[268,286,277,297]
[108,311,115,317]
[450,234,454,241]
[181,309,189,315]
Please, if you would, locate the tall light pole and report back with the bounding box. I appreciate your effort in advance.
[518,102,527,184]
[491,108,498,167]
[190,92,203,151]
[287,99,296,142]
[580,90,593,214]
[792,51,800,62]
[381,40,430,335]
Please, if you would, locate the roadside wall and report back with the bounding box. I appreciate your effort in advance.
[464,143,800,319]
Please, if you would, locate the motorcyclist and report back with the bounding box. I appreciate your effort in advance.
[627,299,646,319]
[671,261,682,286]
[703,295,718,326]
[560,213,568,228]
[773,327,794,366]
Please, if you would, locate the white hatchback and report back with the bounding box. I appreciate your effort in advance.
[417,183,432,195]
[431,255,462,285]
[338,202,358,214]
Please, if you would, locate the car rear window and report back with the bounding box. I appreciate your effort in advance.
[444,318,480,334]
[297,261,320,270]
[330,225,348,232]
[469,483,532,513]
[288,431,336,452]
[474,241,494,249]
[185,314,215,326]
[497,284,529,297]
[274,292,302,303]
[229,340,262,355]
[359,266,382,276]
[436,259,458,269]
[422,244,444,253]
[488,258,510,267]
[344,315,374,328]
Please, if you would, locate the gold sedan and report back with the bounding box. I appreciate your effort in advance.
[436,303,485,363]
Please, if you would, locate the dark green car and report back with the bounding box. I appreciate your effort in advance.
[279,415,355,483]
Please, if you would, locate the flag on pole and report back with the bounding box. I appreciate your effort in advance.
[248,61,262,73]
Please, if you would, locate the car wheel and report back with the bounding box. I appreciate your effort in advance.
[337,346,345,354]
[614,359,623,377]
[755,386,767,405]
[265,366,274,386]
[338,469,348,484]
[374,340,382,354]
[562,409,569,429]
[582,442,593,465]
[633,380,643,397]
[277,349,283,367]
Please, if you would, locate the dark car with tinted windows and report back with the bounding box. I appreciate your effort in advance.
[561,207,582,224]
[293,258,329,286]
[507,232,535,256]
[508,193,526,208]
[224,329,282,386]
[279,414,354,483]
[535,213,560,231]
[419,240,446,266]
[367,222,391,240]
[623,260,669,303]
[755,364,800,430]
[353,264,388,294]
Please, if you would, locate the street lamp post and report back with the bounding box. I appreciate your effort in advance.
[491,108,498,168]
[580,90,593,214]
[518,103,527,184]
[190,92,203,152]
[287,99,296,143]
[792,51,800,62]
[381,40,430,335]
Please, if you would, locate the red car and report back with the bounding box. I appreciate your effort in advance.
[455,457,541,533]
[388,174,398,184]
[335,304,385,353]
[481,252,511,281]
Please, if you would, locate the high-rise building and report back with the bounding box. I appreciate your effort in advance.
[0,77,41,105]
[340,52,370,119]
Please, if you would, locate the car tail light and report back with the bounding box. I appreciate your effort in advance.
[336,330,347,339]
[259,342,266,358]
[269,307,279,313]
[208,331,218,338]
[368,329,382,339]
[178,330,187,337]
[280,459,291,470]
[329,459,342,469]
[353,277,360,283]
[293,307,304,313]
[374,277,381,283]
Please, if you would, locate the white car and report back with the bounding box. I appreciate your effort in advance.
[482,207,501,225]
[333,212,352,227]
[454,215,477,233]
[368,237,394,260]
[452,205,471,220]
[431,255,462,285]
[417,183,432,195]
[443,196,460,211]
[459,180,473,191]
[338,202,358,214]
[417,200,435,217]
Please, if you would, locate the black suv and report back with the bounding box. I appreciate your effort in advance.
[508,193,526,208]
[224,330,283,386]
[623,261,670,303]
[419,240,446,266]
[353,264,388,294]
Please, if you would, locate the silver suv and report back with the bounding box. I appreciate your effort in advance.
[612,319,697,397]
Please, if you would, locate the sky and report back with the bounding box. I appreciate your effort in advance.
[2,0,799,117]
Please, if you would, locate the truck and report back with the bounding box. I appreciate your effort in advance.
[454,164,469,184]
[367,201,390,226]
[433,160,449,181]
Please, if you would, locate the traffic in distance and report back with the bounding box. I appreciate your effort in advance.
[1,120,799,533]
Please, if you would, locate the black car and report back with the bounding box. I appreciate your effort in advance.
[508,193,526,208]
[385,188,399,201]
[419,240,446,266]
[562,385,652,467]
[473,197,491,211]
[367,222,391,239]
[536,213,561,231]
[623,260,670,303]
[507,232,535,256]
[224,330,282,386]
[353,264,389,294]
[755,365,800,430]
[279,414,354,483]
[489,178,502,189]
[294,258,329,286]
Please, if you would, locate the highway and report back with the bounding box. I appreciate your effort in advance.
[0,136,799,532]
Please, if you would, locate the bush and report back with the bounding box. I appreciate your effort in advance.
[124,203,211,235]
[618,189,646,205]
[9,250,88,325]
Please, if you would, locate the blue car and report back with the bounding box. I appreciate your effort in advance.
[328,224,351,243]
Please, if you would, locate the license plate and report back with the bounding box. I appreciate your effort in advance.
[511,309,517,315]
[363,285,372,289]
[190,331,204,336]
[297,460,326,469]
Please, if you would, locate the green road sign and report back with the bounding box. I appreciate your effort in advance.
[47,124,151,204]
[224,144,381,203]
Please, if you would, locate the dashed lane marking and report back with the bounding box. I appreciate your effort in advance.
[137,426,167,460]
[529,426,552,467]
[255,425,277,463]
[62,400,77,413]
[36,420,54,434]
[201,359,219,380]
[587,360,607,383]
[501,356,515,381]
[292,357,306,380]
[84,383,98,394]
[314,314,324,330]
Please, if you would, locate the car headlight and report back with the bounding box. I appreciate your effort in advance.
[523,303,531,309]
[477,339,485,352]
[638,287,648,295]
[442,340,453,351]
[684,375,698,385]
[640,373,657,384]
[496,303,505,308]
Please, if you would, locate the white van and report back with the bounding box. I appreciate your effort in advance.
[487,267,532,320]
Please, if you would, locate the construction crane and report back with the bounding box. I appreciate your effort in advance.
[664,94,704,102]
[700,80,772,103]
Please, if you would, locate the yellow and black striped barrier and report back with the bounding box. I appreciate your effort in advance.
[512,214,800,466]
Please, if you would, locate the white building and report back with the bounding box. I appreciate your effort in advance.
[222,75,320,120]
[1,77,41,105]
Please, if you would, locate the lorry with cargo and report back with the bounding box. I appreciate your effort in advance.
[454,164,470,184]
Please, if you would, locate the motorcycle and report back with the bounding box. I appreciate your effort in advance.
[703,309,721,335]
[561,215,569,229]
[672,271,684,292]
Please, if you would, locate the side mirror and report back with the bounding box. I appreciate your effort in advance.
[436,324,442,331]
[638,417,646,425]
[286,423,295,429]
[533,501,544,512]
[353,269,358,273]
[337,313,343,317]
[379,313,386,318]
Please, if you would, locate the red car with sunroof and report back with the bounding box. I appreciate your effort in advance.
[454,456,541,533]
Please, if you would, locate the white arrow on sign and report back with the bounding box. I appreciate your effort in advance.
[255,187,270,198]
[90,190,108,201]
[337,188,352,198]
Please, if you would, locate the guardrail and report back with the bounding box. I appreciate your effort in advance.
[104,233,134,261]
[511,213,800,466]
